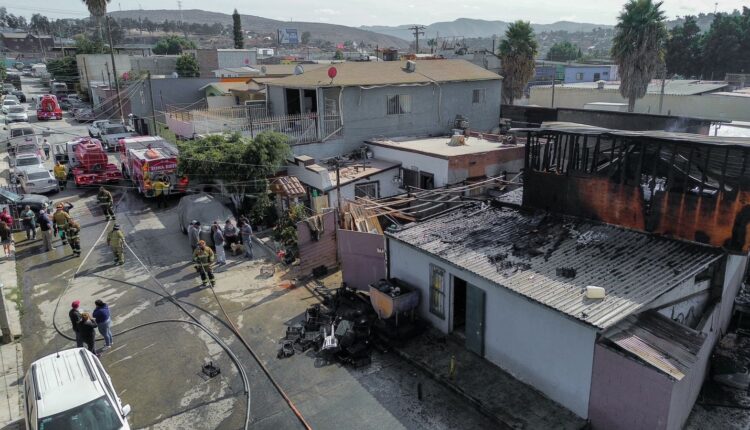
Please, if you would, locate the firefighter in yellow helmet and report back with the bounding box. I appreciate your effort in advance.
[193,240,215,287]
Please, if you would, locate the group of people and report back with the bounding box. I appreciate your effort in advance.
[68,299,114,354]
[186,216,254,287]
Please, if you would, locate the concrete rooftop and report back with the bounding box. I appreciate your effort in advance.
[366,135,522,158]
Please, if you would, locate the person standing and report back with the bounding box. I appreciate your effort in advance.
[53,161,67,190]
[212,222,226,265]
[42,138,51,160]
[193,240,215,287]
[67,219,82,257]
[107,224,125,265]
[0,207,13,227]
[52,203,71,245]
[37,208,53,252]
[68,300,83,348]
[0,221,12,257]
[97,186,115,221]
[223,218,238,250]
[188,221,200,251]
[21,205,36,240]
[78,312,98,354]
[92,300,113,350]
[152,178,168,209]
[240,219,254,259]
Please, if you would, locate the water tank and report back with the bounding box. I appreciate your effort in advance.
[405,60,416,72]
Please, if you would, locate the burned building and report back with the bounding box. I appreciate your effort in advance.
[384,122,750,428]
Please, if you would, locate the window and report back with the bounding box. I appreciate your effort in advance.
[401,167,419,189]
[430,265,446,318]
[575,72,584,81]
[419,172,435,190]
[387,94,412,115]
[472,89,486,104]
[354,181,379,198]
[593,73,601,81]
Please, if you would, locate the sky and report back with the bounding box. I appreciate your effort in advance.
[3,0,748,26]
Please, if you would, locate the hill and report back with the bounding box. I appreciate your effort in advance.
[362,18,613,41]
[109,9,411,49]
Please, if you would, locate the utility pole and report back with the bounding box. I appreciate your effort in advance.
[409,25,425,54]
[147,71,157,135]
[551,78,556,108]
[658,74,666,114]
[106,16,126,123]
[335,160,342,214]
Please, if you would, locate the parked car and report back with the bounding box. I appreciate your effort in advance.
[18,166,59,194]
[1,99,19,114]
[100,123,136,151]
[24,348,131,430]
[12,142,41,159]
[177,193,234,247]
[74,108,96,123]
[5,105,27,123]
[3,94,18,104]
[0,187,52,214]
[11,90,26,103]
[88,120,112,138]
[1,83,14,95]
[11,153,44,179]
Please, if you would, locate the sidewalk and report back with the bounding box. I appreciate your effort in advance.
[0,152,24,429]
[391,329,587,430]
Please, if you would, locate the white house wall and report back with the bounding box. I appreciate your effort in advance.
[327,168,402,207]
[368,146,450,187]
[388,238,597,418]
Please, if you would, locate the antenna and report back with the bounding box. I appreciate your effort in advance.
[714,2,718,14]
[178,0,184,24]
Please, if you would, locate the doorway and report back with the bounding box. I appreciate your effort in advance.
[453,276,467,332]
[302,89,317,113]
[285,88,301,115]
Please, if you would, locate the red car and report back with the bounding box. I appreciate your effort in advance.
[36,94,63,121]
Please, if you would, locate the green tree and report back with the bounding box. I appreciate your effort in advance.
[546,41,581,62]
[272,204,306,259]
[701,13,742,80]
[177,132,291,223]
[175,54,199,77]
[46,57,79,87]
[30,14,51,35]
[334,49,344,60]
[153,35,196,55]
[665,15,701,78]
[611,0,667,112]
[232,9,244,49]
[498,21,538,104]
[81,0,111,39]
[74,35,109,54]
[301,31,311,45]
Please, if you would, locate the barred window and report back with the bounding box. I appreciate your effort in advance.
[354,181,379,199]
[387,94,412,115]
[429,265,446,318]
[472,89,486,104]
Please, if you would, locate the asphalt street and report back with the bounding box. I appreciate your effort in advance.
[12,76,499,429]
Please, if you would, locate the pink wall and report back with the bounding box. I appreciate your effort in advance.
[588,343,673,430]
[337,229,385,290]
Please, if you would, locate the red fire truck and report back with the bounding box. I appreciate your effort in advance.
[36,94,63,120]
[71,138,123,186]
[119,136,188,197]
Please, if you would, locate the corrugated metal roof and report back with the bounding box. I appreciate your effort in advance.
[267,59,502,88]
[549,79,727,95]
[604,311,706,380]
[387,205,722,329]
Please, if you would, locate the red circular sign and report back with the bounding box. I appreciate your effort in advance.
[328,67,337,79]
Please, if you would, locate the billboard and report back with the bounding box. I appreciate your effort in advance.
[277,28,299,45]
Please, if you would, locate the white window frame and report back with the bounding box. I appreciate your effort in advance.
[472,89,486,104]
[429,264,446,319]
[354,181,380,199]
[576,72,584,81]
[387,94,412,115]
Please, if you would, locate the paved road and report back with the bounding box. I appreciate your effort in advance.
[13,76,499,429]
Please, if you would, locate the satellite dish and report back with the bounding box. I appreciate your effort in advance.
[171,72,179,78]
[328,67,337,79]
[261,66,267,74]
[294,65,304,75]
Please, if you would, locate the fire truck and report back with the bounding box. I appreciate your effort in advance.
[71,138,123,186]
[119,136,188,197]
[36,94,63,121]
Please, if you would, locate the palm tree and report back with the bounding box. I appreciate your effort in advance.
[611,0,667,112]
[498,21,538,105]
[82,0,111,40]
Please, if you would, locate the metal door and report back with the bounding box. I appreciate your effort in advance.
[465,284,485,356]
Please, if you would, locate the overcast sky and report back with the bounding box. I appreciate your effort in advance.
[5,0,748,26]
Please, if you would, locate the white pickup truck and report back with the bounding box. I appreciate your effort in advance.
[99,123,136,152]
[87,120,112,138]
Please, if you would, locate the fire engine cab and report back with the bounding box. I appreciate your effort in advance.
[119,136,188,197]
[36,94,63,121]
[71,138,123,186]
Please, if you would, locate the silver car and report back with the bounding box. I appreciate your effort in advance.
[19,167,59,194]
[12,153,44,178]
[177,193,235,247]
[5,105,27,123]
[1,99,18,114]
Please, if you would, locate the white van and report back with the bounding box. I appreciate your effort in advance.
[24,348,131,430]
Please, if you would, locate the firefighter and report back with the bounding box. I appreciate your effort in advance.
[193,240,215,287]
[67,219,82,257]
[106,224,125,265]
[52,203,72,245]
[97,186,116,221]
[152,177,168,209]
[53,161,67,190]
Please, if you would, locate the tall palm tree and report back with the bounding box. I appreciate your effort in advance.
[82,0,111,40]
[611,0,667,112]
[498,21,538,105]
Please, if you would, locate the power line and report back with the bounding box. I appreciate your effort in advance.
[408,25,426,54]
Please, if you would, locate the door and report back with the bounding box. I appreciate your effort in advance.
[465,283,485,356]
